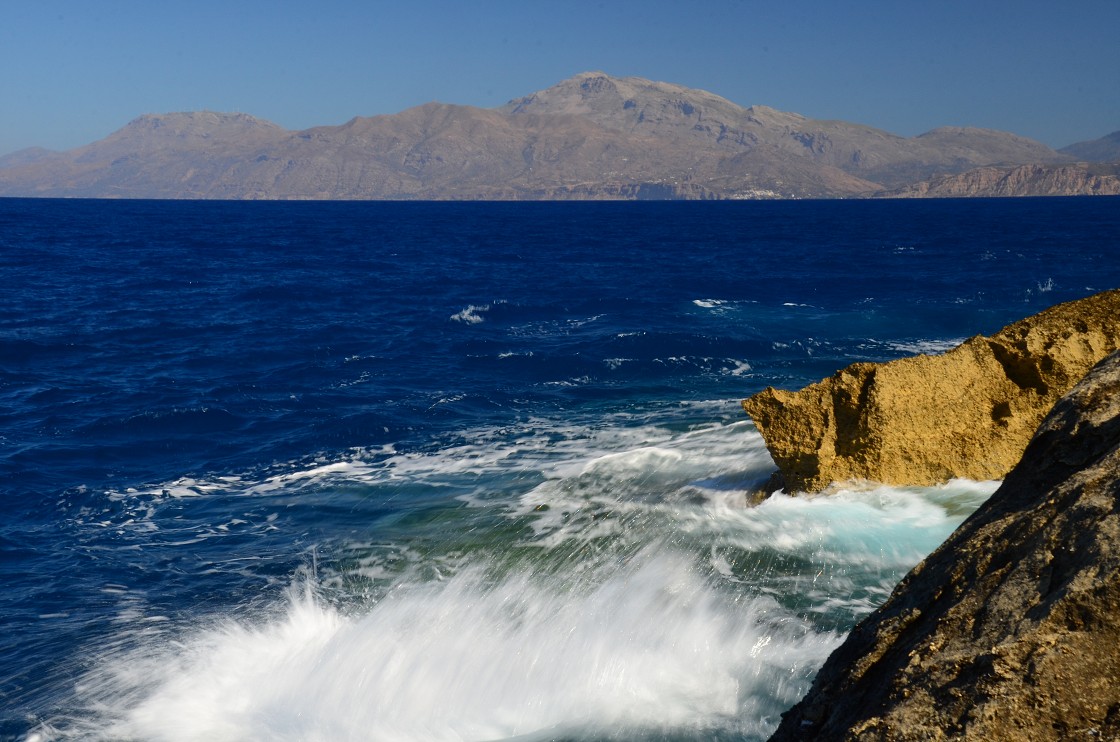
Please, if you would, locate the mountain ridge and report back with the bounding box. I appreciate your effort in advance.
[0,72,1110,200]
[1060,129,1120,162]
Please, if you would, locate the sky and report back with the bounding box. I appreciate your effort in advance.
[2,0,1118,156]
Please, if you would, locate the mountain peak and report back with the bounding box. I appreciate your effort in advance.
[498,71,755,150]
[123,111,284,135]
[69,111,288,163]
[502,72,742,118]
[1060,129,1120,162]
[0,146,59,169]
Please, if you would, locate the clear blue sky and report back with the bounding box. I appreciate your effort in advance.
[3,0,1118,156]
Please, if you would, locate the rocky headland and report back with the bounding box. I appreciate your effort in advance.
[881,163,1120,198]
[766,349,1120,740]
[742,290,1120,494]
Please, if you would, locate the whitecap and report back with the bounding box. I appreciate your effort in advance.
[450,304,490,324]
[723,359,753,376]
[886,338,965,355]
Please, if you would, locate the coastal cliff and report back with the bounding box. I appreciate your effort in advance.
[742,290,1120,493]
[882,163,1120,198]
[767,350,1120,741]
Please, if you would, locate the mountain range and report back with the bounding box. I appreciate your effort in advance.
[1,72,1117,200]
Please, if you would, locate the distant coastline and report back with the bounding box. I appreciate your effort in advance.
[1,73,1118,201]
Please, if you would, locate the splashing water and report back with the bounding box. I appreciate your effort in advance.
[78,556,834,741]
[48,416,996,742]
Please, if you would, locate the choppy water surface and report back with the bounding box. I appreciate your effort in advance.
[2,197,1117,740]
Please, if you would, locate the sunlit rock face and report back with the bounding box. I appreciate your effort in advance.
[880,163,1120,198]
[743,289,1120,494]
[767,350,1120,740]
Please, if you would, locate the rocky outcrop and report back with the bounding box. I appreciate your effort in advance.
[767,350,1120,741]
[742,290,1120,493]
[881,163,1120,198]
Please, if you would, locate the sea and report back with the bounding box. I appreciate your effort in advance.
[1,196,1117,741]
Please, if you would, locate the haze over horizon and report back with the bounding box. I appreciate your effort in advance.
[3,0,1118,158]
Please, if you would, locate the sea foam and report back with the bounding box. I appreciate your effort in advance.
[74,550,838,742]
[60,416,995,742]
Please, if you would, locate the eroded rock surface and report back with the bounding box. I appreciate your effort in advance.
[743,290,1120,493]
[767,350,1120,741]
[881,163,1120,198]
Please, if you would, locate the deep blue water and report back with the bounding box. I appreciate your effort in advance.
[1,197,1118,740]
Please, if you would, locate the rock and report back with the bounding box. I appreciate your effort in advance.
[742,290,1120,493]
[880,163,1120,198]
[766,350,1120,741]
[0,72,1078,201]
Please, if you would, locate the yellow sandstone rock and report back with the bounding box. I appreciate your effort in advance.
[767,349,1120,741]
[742,289,1120,493]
